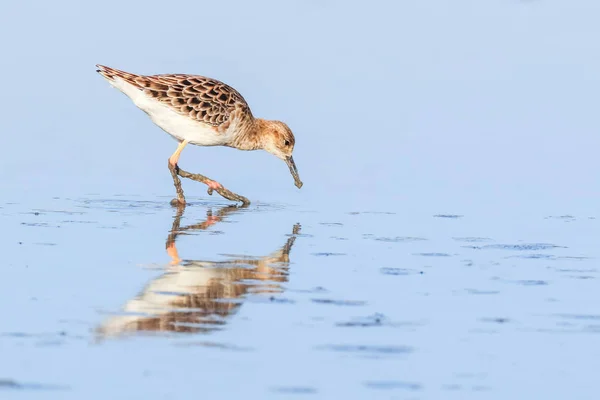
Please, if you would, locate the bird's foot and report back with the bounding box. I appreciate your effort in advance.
[205,179,223,195]
[169,197,186,207]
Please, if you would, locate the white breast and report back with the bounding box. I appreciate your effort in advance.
[109,77,232,146]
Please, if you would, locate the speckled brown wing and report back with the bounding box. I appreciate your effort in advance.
[97,65,251,126]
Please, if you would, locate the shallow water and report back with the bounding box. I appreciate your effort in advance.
[2,196,599,398]
[2,0,600,398]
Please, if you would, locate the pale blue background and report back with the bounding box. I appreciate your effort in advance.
[1,0,599,398]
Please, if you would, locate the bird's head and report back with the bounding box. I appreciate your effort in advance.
[256,119,303,189]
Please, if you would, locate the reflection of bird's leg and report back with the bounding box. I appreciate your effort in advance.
[178,205,247,232]
[284,223,301,255]
[165,204,248,266]
[166,242,182,266]
[166,205,186,266]
[254,223,301,278]
[204,209,221,228]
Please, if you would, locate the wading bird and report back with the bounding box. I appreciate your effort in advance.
[96,65,302,205]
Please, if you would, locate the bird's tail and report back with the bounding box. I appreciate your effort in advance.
[96,64,140,84]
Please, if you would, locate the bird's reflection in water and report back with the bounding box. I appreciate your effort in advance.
[97,205,300,339]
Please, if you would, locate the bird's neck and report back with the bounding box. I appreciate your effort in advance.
[230,118,268,151]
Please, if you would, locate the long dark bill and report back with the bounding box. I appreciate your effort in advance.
[285,156,303,188]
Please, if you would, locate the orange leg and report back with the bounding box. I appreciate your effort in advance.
[166,241,182,265]
[169,139,190,167]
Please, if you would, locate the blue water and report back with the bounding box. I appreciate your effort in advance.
[1,0,600,398]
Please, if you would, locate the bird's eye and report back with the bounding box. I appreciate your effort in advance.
[284,140,290,146]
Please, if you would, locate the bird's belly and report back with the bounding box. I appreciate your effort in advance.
[145,101,228,146]
[147,105,225,146]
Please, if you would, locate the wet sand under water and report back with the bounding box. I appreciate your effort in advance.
[1,196,599,399]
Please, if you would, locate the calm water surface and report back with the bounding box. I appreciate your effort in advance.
[2,197,599,398]
[1,0,600,399]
